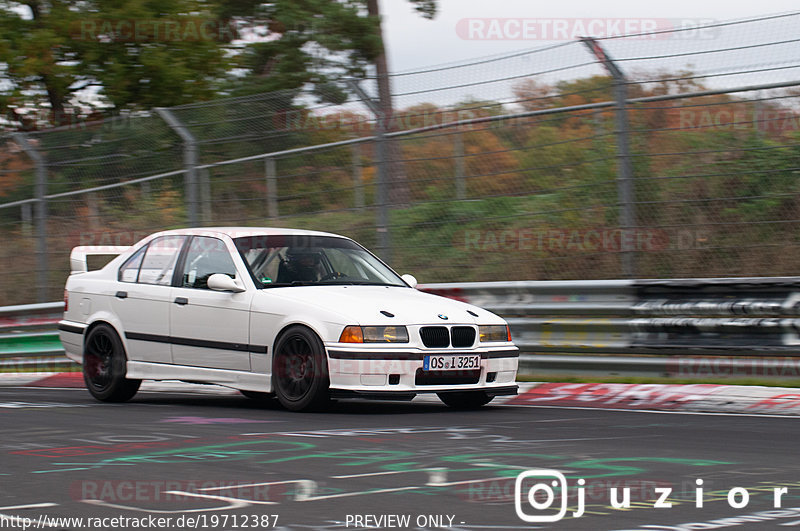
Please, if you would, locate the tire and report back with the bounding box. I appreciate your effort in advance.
[82,323,141,402]
[272,326,330,411]
[437,391,494,409]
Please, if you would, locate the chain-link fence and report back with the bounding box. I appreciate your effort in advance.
[1,12,799,305]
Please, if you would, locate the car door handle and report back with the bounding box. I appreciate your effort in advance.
[174,297,189,306]
[115,291,128,299]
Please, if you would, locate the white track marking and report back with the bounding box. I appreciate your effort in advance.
[0,503,58,510]
[514,403,800,418]
[164,491,277,505]
[332,468,438,479]
[426,476,508,487]
[0,503,60,529]
[197,479,317,501]
[278,433,329,437]
[299,486,421,502]
[81,493,252,513]
[6,384,800,417]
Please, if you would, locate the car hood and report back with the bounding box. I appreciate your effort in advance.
[256,285,504,326]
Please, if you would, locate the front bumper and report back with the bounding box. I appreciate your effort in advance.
[325,345,519,395]
[329,385,518,401]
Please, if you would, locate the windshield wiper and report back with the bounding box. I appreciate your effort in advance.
[260,280,404,288]
[258,281,309,288]
[333,280,404,286]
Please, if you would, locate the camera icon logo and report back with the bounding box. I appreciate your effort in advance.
[514,469,569,523]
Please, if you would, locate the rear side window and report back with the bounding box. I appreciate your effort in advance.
[118,246,147,283]
[138,236,186,286]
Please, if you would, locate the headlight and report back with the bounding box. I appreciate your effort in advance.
[479,325,511,342]
[339,325,409,343]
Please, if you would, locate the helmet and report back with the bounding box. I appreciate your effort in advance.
[283,249,323,282]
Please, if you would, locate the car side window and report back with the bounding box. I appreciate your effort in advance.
[118,245,147,283]
[138,236,186,286]
[181,236,237,290]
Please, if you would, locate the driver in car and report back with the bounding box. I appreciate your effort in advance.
[282,250,324,282]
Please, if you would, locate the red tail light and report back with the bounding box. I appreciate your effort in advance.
[64,289,69,313]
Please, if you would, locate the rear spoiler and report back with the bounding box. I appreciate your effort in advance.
[70,246,130,274]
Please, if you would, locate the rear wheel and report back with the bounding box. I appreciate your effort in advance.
[272,326,330,411]
[437,391,494,409]
[83,323,141,402]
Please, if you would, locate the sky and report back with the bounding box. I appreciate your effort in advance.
[378,0,800,73]
[368,1,800,110]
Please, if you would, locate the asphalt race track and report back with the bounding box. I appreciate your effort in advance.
[1,386,799,530]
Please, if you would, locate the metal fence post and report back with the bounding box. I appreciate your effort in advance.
[21,203,32,237]
[86,192,100,232]
[592,109,606,177]
[265,157,279,219]
[454,131,466,200]
[200,168,212,223]
[12,133,48,302]
[373,134,391,263]
[754,94,764,139]
[581,37,636,278]
[346,79,391,263]
[351,143,365,210]
[155,107,199,226]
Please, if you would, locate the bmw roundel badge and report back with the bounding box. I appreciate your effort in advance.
[438,314,448,320]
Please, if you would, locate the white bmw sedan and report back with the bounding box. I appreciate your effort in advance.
[58,228,519,411]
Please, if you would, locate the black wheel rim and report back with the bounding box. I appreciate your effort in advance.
[276,335,315,401]
[85,332,114,392]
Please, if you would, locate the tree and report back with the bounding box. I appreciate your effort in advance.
[221,0,382,98]
[205,0,437,100]
[223,0,439,203]
[512,79,555,112]
[0,0,232,128]
[365,0,437,206]
[0,0,438,129]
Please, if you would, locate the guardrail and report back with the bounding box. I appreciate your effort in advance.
[420,277,800,357]
[6,277,800,378]
[0,302,68,369]
[518,354,800,379]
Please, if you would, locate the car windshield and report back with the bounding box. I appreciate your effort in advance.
[234,235,407,288]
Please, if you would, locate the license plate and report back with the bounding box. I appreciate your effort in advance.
[423,355,481,371]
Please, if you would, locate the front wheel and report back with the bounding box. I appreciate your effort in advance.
[272,326,330,411]
[83,323,141,402]
[437,391,494,409]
